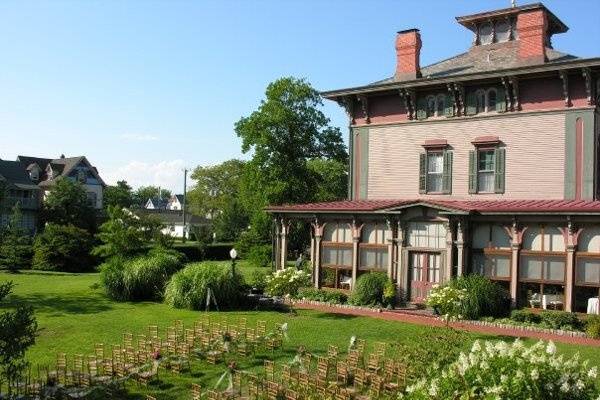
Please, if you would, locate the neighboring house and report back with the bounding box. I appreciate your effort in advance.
[16,155,106,209]
[145,197,169,210]
[139,209,207,238]
[0,160,40,233]
[268,3,600,313]
[0,154,105,233]
[167,195,184,211]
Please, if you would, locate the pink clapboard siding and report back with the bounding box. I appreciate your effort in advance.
[367,112,566,200]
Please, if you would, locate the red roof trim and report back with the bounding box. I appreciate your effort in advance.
[266,199,600,214]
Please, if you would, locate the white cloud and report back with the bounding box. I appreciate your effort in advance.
[119,133,160,142]
[103,159,186,192]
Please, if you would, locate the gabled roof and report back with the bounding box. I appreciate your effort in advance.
[0,160,40,190]
[174,194,184,203]
[267,199,600,215]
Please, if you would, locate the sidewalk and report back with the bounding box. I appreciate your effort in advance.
[292,302,600,347]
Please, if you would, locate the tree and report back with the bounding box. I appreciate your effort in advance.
[306,158,348,202]
[103,180,133,209]
[93,206,168,259]
[132,186,172,208]
[32,224,95,272]
[188,159,246,219]
[213,199,249,242]
[41,178,96,231]
[0,204,33,272]
[235,77,347,250]
[0,281,37,392]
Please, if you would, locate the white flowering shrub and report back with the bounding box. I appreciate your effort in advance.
[265,267,311,297]
[426,285,467,324]
[402,339,600,400]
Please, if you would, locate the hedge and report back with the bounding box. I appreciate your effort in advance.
[171,242,234,261]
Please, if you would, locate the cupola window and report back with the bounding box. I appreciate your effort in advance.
[495,20,511,42]
[479,22,493,45]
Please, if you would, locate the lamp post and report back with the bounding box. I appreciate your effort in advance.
[229,248,238,276]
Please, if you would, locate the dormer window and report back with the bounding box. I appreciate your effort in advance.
[479,22,493,45]
[30,170,39,181]
[426,96,436,117]
[420,93,452,120]
[495,19,511,42]
[468,87,504,115]
[78,170,86,183]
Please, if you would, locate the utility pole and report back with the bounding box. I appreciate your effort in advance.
[182,168,188,243]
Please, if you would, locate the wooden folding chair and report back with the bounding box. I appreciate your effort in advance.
[336,361,349,385]
[328,345,339,359]
[353,368,367,391]
[285,388,299,400]
[191,383,202,400]
[264,360,275,381]
[138,361,160,386]
[366,353,381,375]
[266,381,280,400]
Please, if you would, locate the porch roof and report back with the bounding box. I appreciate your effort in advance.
[266,199,600,215]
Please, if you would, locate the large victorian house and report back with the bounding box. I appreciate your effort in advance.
[267,3,600,313]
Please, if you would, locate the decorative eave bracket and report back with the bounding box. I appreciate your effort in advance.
[453,83,465,116]
[336,96,355,125]
[508,76,520,111]
[582,68,593,106]
[501,76,513,111]
[357,95,370,124]
[398,88,415,120]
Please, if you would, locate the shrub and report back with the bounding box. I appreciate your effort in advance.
[539,310,583,331]
[349,272,393,307]
[265,267,311,297]
[585,315,600,339]
[447,274,510,320]
[32,224,95,272]
[247,244,272,268]
[0,205,33,272]
[100,252,183,301]
[164,262,245,310]
[296,288,348,304]
[510,309,541,324]
[426,285,467,324]
[403,339,600,400]
[249,270,268,292]
[172,242,233,261]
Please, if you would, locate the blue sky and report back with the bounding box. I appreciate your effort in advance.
[1,0,599,192]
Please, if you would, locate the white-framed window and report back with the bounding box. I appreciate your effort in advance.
[426,152,443,193]
[86,192,97,207]
[436,94,446,116]
[408,222,447,249]
[477,149,495,193]
[479,22,494,45]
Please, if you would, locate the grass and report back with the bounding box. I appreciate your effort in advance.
[1,268,599,399]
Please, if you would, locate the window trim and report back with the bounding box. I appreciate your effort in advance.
[426,151,444,194]
[477,149,496,193]
[472,250,512,281]
[518,253,567,284]
[575,254,600,287]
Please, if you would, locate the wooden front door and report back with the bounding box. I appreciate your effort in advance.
[410,252,441,303]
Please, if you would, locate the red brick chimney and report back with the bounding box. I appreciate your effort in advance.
[517,9,548,65]
[395,29,421,80]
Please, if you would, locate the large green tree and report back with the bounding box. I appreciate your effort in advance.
[41,178,96,231]
[103,180,133,209]
[0,205,33,272]
[188,159,248,241]
[235,77,347,249]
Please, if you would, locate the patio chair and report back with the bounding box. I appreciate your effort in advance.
[529,293,541,308]
[339,275,352,290]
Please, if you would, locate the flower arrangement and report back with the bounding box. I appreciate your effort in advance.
[401,339,600,400]
[426,285,467,325]
[265,268,311,297]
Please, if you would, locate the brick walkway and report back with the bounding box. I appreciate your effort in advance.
[292,302,600,347]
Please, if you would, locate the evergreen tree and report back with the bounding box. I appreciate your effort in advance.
[0,204,33,272]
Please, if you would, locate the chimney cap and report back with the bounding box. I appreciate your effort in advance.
[397,28,420,35]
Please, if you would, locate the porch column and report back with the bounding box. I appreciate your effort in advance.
[279,218,290,270]
[350,220,364,290]
[562,222,582,312]
[444,221,454,282]
[508,220,525,307]
[312,220,325,288]
[396,222,407,301]
[309,232,315,283]
[455,221,465,276]
[565,245,575,312]
[386,219,394,280]
[274,219,282,270]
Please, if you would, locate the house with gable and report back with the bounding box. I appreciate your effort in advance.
[268,3,600,313]
[0,154,106,232]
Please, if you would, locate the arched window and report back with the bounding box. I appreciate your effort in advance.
[426,96,436,117]
[479,22,493,45]
[487,88,497,112]
[495,20,511,42]
[436,94,446,117]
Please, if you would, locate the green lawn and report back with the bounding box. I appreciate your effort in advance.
[1,269,599,399]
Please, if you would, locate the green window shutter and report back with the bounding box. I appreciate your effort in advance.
[416,97,427,120]
[442,150,453,194]
[494,147,506,193]
[468,150,478,193]
[419,153,427,194]
[444,93,455,117]
[496,87,507,113]
[466,92,477,116]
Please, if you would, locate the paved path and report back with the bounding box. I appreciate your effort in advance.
[292,302,600,347]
